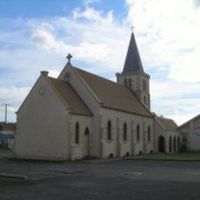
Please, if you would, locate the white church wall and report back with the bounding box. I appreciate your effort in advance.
[59,66,101,158]
[142,118,154,154]
[14,75,70,161]
[70,114,92,160]
[100,108,154,158]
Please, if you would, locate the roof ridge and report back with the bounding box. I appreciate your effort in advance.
[47,77,92,116]
[74,66,143,92]
[73,66,152,117]
[178,113,200,128]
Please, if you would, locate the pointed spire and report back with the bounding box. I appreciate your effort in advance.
[123,32,144,73]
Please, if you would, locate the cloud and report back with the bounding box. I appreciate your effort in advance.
[84,0,101,6]
[125,0,200,124]
[0,1,200,125]
[126,0,200,82]
[194,0,200,6]
[29,8,128,74]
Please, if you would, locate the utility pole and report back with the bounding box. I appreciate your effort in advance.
[2,103,10,124]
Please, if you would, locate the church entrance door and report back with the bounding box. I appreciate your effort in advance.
[158,136,165,152]
[83,128,89,158]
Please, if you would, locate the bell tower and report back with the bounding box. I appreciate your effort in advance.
[116,31,151,110]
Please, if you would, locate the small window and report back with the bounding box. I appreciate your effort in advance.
[123,122,127,141]
[107,120,112,140]
[136,125,140,142]
[147,126,151,142]
[0,125,2,131]
[75,122,79,144]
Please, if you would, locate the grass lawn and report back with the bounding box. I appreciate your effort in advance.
[132,152,200,161]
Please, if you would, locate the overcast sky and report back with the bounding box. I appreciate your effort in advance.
[0,0,200,125]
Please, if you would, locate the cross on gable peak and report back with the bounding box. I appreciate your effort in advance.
[66,53,72,63]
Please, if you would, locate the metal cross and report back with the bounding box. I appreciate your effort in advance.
[66,53,72,63]
[131,26,134,33]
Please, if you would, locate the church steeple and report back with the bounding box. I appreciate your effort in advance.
[116,31,151,110]
[123,33,144,73]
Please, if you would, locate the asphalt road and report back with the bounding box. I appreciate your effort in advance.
[1,150,200,200]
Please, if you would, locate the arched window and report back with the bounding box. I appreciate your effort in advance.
[107,120,112,140]
[147,126,151,142]
[128,79,132,88]
[123,122,127,141]
[124,79,127,86]
[84,127,89,136]
[136,125,140,142]
[75,122,80,144]
[169,136,172,152]
[173,136,176,152]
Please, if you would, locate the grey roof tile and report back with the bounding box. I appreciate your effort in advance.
[123,33,144,73]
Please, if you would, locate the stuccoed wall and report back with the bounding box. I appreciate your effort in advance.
[59,66,101,158]
[14,75,70,161]
[154,120,181,153]
[70,114,92,160]
[179,117,200,151]
[100,108,154,158]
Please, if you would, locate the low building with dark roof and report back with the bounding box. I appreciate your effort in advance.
[154,116,181,153]
[0,122,15,148]
[13,32,180,161]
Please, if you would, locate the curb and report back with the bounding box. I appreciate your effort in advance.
[0,173,28,180]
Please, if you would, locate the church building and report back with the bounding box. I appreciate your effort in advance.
[13,32,180,161]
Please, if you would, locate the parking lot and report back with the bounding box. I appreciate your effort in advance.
[1,150,200,200]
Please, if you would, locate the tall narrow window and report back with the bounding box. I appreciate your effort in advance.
[136,125,140,142]
[144,96,147,105]
[123,122,127,141]
[177,136,180,152]
[143,80,147,91]
[169,136,172,152]
[107,120,112,140]
[128,79,132,88]
[75,122,79,144]
[147,126,151,142]
[124,79,127,87]
[173,136,176,152]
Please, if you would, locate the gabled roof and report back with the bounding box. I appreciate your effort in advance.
[74,67,152,117]
[155,116,178,131]
[178,114,200,129]
[48,77,92,116]
[123,33,144,73]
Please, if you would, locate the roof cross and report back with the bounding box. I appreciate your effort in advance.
[131,26,134,33]
[66,53,72,63]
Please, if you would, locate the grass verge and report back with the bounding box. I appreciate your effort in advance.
[129,152,200,161]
